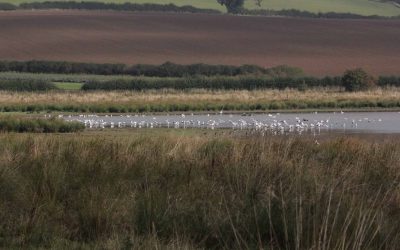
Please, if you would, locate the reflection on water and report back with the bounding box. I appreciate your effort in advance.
[62,111,400,134]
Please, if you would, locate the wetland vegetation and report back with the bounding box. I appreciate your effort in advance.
[0,131,399,248]
[0,88,399,113]
[1,4,400,248]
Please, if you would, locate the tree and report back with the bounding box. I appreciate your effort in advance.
[217,0,245,13]
[254,0,263,7]
[341,68,376,92]
[217,0,263,13]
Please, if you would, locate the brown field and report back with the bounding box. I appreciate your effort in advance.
[0,10,399,76]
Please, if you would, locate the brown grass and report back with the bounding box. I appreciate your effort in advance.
[0,10,399,76]
[1,132,400,248]
[0,88,398,106]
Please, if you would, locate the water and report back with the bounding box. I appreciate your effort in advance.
[62,111,400,134]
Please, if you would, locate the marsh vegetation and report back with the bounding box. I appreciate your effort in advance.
[0,88,399,113]
[0,132,399,248]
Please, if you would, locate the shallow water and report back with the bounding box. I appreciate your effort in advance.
[62,111,400,134]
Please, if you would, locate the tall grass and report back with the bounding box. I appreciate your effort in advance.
[0,116,84,133]
[0,132,399,248]
[0,88,399,113]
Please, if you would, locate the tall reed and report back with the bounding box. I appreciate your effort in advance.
[0,88,399,113]
[0,132,399,249]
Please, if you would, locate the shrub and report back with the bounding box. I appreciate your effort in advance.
[0,2,16,10]
[342,68,376,92]
[378,76,400,87]
[0,79,56,91]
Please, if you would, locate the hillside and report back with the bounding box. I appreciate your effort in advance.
[1,10,399,76]
[5,0,400,16]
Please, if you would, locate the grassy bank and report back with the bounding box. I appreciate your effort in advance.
[0,116,84,133]
[0,132,399,248]
[0,88,399,113]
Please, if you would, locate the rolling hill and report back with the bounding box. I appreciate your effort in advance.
[1,10,399,76]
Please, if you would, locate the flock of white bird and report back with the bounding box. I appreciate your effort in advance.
[59,111,390,135]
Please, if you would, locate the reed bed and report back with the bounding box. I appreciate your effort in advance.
[0,132,399,249]
[0,88,399,113]
[0,116,84,133]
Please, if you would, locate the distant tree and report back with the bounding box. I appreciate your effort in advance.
[254,0,263,7]
[217,0,263,13]
[342,68,376,92]
[217,0,245,13]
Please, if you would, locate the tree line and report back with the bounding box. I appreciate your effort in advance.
[83,73,400,91]
[0,69,399,92]
[0,76,341,91]
[0,2,16,10]
[217,0,399,19]
[80,76,343,91]
[1,1,220,14]
[1,1,398,19]
[0,61,304,78]
[240,8,393,19]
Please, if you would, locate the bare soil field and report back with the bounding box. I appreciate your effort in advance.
[0,10,399,76]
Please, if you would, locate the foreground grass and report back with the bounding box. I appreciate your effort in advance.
[0,131,399,248]
[0,88,400,113]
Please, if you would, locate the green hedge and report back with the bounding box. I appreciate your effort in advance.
[0,2,16,10]
[82,76,342,91]
[0,75,398,92]
[240,8,397,19]
[378,76,400,87]
[0,60,304,78]
[0,79,56,91]
[18,1,220,14]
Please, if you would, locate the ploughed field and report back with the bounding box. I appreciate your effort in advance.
[1,10,400,76]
